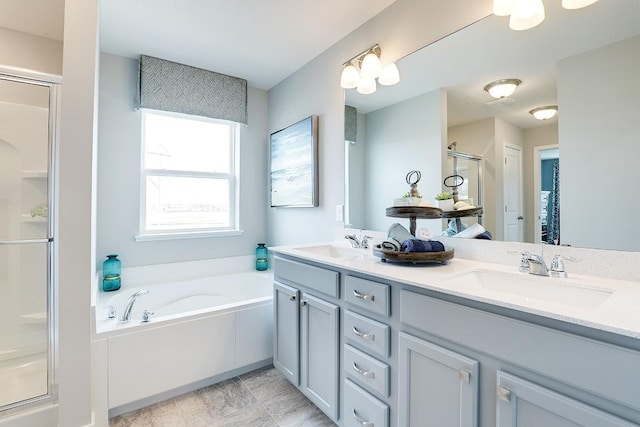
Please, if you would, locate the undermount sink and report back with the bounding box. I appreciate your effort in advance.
[294,244,366,259]
[443,270,614,309]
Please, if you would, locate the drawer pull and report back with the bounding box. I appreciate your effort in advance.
[352,409,374,427]
[353,362,375,379]
[353,326,375,341]
[497,386,512,403]
[353,289,375,302]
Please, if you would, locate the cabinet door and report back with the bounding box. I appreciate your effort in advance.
[496,371,635,427]
[398,332,479,427]
[273,282,300,385]
[301,292,339,420]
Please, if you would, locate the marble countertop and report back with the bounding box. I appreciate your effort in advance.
[272,243,640,340]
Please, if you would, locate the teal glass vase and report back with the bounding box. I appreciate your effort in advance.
[102,254,121,292]
[256,243,268,271]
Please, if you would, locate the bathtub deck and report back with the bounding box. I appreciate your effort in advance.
[109,365,336,427]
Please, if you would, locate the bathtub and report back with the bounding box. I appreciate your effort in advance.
[92,269,274,415]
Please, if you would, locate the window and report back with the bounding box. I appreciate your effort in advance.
[138,110,239,239]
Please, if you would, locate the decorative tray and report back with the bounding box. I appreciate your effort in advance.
[441,206,483,218]
[372,244,454,264]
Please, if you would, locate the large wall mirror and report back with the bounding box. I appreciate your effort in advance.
[344,0,640,252]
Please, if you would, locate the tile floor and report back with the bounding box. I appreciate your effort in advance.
[109,366,337,427]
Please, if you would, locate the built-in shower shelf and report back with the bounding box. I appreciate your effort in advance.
[21,312,47,323]
[21,215,46,223]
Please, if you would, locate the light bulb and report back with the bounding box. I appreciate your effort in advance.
[340,64,359,89]
[357,77,376,95]
[530,105,558,120]
[378,63,400,86]
[509,0,545,31]
[493,0,513,16]
[360,52,382,79]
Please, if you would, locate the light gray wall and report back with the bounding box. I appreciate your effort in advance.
[523,124,558,243]
[267,0,492,246]
[448,118,497,236]
[97,53,269,267]
[558,35,640,250]
[363,90,444,233]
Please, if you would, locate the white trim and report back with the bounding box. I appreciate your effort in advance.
[0,65,62,84]
[533,144,559,243]
[134,229,244,242]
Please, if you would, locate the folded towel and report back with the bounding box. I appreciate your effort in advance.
[416,228,433,241]
[387,223,414,243]
[380,238,401,251]
[455,223,485,239]
[475,231,493,240]
[401,239,445,253]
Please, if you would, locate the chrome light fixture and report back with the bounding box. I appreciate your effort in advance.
[483,78,522,99]
[530,105,558,120]
[340,44,400,95]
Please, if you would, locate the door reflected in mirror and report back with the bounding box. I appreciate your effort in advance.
[344,0,640,252]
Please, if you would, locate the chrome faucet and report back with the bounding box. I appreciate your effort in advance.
[120,289,149,323]
[345,233,373,249]
[522,253,550,276]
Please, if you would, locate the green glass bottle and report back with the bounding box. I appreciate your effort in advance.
[102,254,121,291]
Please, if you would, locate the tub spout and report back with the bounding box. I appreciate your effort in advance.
[120,289,149,323]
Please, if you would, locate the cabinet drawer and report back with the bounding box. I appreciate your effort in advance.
[344,275,390,317]
[344,344,390,397]
[344,379,389,427]
[274,256,339,298]
[344,310,390,358]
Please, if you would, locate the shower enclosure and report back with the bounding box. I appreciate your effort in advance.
[445,150,483,231]
[0,67,59,415]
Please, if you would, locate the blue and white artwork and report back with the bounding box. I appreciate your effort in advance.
[270,116,318,207]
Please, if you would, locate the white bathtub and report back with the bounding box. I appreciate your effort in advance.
[92,269,274,414]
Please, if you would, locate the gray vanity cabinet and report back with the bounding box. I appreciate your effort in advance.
[398,332,479,427]
[273,257,340,421]
[496,371,635,427]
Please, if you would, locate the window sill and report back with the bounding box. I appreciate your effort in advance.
[134,229,244,242]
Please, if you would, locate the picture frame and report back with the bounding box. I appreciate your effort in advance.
[270,115,319,207]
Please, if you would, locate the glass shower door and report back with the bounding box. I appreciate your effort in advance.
[0,74,56,412]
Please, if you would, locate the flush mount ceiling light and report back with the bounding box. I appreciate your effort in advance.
[340,44,400,95]
[493,0,598,30]
[530,105,558,120]
[483,78,522,99]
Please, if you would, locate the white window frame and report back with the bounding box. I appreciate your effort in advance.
[136,109,241,241]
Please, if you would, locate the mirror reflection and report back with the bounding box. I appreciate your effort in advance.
[344,0,640,251]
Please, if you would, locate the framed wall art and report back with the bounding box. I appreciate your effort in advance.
[270,115,319,207]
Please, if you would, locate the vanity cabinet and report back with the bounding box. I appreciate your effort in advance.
[273,258,340,421]
[398,332,479,427]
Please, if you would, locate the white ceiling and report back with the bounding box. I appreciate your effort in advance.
[99,0,397,90]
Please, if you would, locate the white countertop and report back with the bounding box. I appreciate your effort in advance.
[272,243,640,340]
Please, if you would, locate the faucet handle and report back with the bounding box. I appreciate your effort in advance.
[518,251,531,273]
[106,305,117,319]
[550,255,578,278]
[141,310,154,323]
[361,235,373,249]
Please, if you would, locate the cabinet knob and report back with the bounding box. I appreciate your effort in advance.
[300,300,307,307]
[352,409,374,427]
[497,386,512,403]
[289,295,296,301]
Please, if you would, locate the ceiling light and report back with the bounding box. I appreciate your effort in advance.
[509,0,545,30]
[340,63,359,89]
[562,0,598,9]
[378,63,400,86]
[530,105,558,120]
[483,79,522,99]
[340,44,400,94]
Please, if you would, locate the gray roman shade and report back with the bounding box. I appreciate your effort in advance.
[135,55,248,125]
[345,105,357,142]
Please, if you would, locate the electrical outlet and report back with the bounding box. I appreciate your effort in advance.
[335,205,344,222]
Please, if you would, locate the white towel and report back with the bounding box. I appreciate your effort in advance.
[454,223,486,238]
[416,228,433,241]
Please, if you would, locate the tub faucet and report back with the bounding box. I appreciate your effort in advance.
[120,289,149,323]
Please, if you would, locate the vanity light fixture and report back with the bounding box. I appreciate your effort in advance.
[340,44,400,95]
[530,105,558,120]
[494,0,599,30]
[483,78,522,99]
